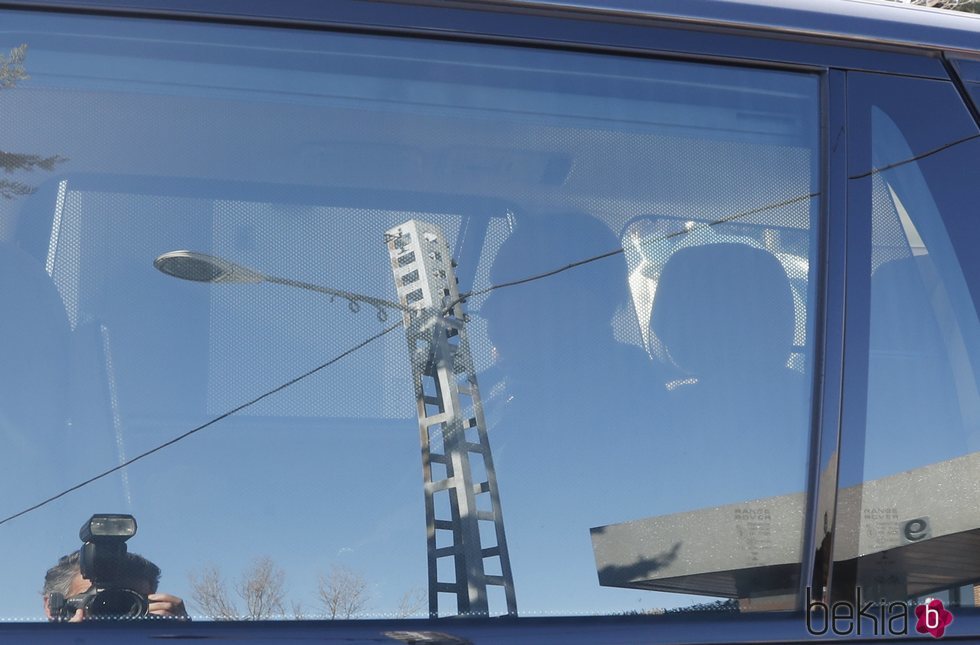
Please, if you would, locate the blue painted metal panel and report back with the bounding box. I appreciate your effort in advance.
[3,608,980,642]
[0,0,951,78]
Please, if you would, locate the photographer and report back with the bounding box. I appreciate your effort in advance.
[42,551,188,621]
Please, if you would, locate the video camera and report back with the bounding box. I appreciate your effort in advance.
[48,514,150,620]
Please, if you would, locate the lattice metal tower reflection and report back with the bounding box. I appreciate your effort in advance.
[385,220,517,618]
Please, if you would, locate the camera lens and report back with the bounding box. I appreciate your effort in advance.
[87,588,148,618]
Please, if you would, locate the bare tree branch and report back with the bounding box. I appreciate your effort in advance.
[884,0,980,11]
[0,44,28,89]
[236,556,287,620]
[924,0,980,10]
[317,565,370,619]
[0,44,69,201]
[0,179,35,200]
[396,586,427,618]
[189,557,287,620]
[188,564,239,621]
[0,151,68,174]
[291,600,306,620]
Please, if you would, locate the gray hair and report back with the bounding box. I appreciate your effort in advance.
[42,551,161,598]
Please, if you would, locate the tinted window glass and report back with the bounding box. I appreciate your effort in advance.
[0,12,819,621]
[836,73,980,603]
[967,83,980,116]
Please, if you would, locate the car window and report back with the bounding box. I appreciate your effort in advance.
[0,10,819,621]
[833,72,980,605]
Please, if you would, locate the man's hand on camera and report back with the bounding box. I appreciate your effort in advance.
[66,608,84,623]
[148,593,189,619]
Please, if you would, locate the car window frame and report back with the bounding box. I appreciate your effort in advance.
[1,0,980,642]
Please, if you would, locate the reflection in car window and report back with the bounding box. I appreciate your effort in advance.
[0,11,818,620]
[835,73,980,605]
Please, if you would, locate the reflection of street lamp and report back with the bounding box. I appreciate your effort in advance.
[154,250,411,321]
[155,226,517,620]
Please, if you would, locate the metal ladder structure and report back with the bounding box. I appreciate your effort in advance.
[385,219,517,618]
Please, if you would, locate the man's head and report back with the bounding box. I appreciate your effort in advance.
[42,550,161,619]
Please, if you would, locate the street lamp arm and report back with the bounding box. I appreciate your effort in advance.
[154,250,416,320]
[265,275,415,314]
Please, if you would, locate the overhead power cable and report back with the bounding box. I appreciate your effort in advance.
[848,133,980,181]
[0,323,402,528]
[0,189,818,528]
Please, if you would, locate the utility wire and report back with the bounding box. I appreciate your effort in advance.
[0,189,819,528]
[848,132,980,180]
[0,321,403,528]
[7,124,970,526]
[10,118,973,526]
[452,190,819,309]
